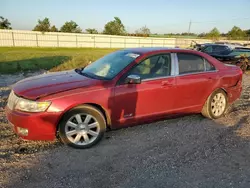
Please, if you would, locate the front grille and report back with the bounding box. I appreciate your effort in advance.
[7,90,19,110]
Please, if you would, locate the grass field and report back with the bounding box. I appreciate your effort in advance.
[0,47,118,74]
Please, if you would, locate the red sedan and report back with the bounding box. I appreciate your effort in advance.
[5,48,242,149]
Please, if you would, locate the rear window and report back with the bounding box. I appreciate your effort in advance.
[204,59,216,71]
[177,53,216,74]
[202,46,213,53]
[177,53,205,74]
[213,46,229,53]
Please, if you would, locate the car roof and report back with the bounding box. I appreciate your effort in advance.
[118,47,227,71]
[203,44,228,47]
[121,47,192,54]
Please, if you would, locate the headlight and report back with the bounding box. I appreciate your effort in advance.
[15,98,51,112]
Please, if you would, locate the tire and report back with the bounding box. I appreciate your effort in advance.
[201,89,228,119]
[58,105,106,149]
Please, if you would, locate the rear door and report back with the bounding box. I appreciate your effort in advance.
[174,53,218,110]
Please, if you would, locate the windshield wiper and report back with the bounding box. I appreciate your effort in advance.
[75,68,109,80]
[75,67,84,73]
[75,68,90,77]
[75,69,97,79]
[83,72,105,80]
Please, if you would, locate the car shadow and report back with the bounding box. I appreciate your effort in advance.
[108,83,138,130]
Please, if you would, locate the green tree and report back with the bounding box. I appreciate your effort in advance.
[206,27,220,40]
[60,21,82,33]
[103,17,126,35]
[227,26,247,40]
[245,29,250,37]
[198,32,206,38]
[135,26,151,36]
[85,28,98,34]
[181,32,197,36]
[0,16,12,29]
[220,33,228,37]
[50,25,58,32]
[33,17,51,32]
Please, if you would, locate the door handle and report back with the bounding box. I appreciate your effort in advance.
[161,81,173,87]
[208,77,215,80]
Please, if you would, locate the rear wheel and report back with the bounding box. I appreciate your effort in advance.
[202,89,227,119]
[58,105,106,149]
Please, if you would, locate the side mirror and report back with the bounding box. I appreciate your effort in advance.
[125,75,141,84]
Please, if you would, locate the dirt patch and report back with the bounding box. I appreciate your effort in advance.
[0,73,250,188]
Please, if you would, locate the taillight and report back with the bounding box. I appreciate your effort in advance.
[238,67,243,75]
[238,67,242,86]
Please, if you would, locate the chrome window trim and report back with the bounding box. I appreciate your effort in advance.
[119,52,219,84]
[142,75,175,82]
[203,58,207,71]
[175,70,218,77]
[171,53,179,76]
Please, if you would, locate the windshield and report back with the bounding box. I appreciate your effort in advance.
[82,50,140,80]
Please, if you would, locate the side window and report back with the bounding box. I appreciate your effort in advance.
[177,53,205,75]
[129,54,171,80]
[205,59,216,71]
[213,46,227,52]
[203,46,212,53]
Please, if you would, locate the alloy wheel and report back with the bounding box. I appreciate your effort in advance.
[211,93,226,117]
[65,113,100,145]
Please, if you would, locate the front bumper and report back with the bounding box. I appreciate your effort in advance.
[5,107,61,141]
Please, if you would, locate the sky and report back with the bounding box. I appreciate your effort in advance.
[1,0,250,34]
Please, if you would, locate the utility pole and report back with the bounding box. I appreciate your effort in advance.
[188,20,192,35]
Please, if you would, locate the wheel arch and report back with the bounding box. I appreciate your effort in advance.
[85,103,112,128]
[217,87,228,97]
[56,103,112,134]
[202,87,228,108]
[201,87,228,119]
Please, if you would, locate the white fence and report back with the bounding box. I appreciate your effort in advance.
[0,29,249,48]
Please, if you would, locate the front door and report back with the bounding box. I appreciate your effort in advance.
[112,53,177,126]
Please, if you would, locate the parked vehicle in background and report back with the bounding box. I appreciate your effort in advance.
[190,41,211,51]
[214,42,244,49]
[201,44,234,60]
[5,48,242,149]
[191,41,249,52]
[200,44,250,61]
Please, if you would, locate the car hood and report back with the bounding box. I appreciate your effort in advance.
[12,70,100,100]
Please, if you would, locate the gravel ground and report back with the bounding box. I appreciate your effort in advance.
[0,72,250,188]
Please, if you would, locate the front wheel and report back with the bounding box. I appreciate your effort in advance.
[58,105,106,149]
[202,89,228,119]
